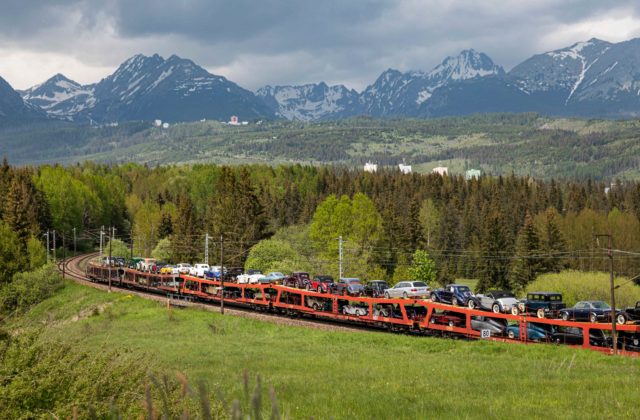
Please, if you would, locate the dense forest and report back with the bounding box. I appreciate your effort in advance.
[3,114,640,180]
[2,160,640,293]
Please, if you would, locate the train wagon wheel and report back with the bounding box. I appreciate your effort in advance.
[536,308,545,319]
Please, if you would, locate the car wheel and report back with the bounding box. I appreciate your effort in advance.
[589,313,598,323]
[305,284,310,291]
[431,294,438,303]
[448,320,455,327]
[492,304,500,314]
[511,306,519,316]
[561,312,569,321]
[317,287,322,293]
[312,303,320,311]
[468,300,475,309]
[403,292,408,299]
[384,292,390,299]
[452,297,458,306]
[508,330,515,339]
[537,308,545,319]
[616,314,626,325]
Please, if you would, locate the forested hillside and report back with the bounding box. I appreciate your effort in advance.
[2,161,640,293]
[2,114,640,180]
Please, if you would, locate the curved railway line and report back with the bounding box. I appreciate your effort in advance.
[59,253,640,356]
[58,253,371,332]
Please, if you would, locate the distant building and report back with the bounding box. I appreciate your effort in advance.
[432,166,448,176]
[465,169,481,180]
[229,115,239,125]
[241,121,249,125]
[399,164,412,174]
[364,162,378,173]
[162,122,170,129]
[154,119,162,127]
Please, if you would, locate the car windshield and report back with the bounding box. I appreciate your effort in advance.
[458,286,470,293]
[494,291,513,298]
[413,282,428,287]
[590,301,610,309]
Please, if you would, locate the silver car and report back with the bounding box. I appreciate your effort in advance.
[469,290,519,313]
[384,281,430,299]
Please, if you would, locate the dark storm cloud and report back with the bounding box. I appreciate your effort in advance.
[1,1,640,90]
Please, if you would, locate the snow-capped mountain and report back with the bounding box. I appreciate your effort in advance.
[22,74,95,120]
[257,83,361,121]
[23,54,274,123]
[0,76,44,122]
[359,49,504,117]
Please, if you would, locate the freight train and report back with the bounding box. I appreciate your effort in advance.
[85,262,640,357]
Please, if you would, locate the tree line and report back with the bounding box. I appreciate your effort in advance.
[2,159,640,291]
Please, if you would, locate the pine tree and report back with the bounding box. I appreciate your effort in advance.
[509,213,542,292]
[539,207,567,273]
[477,204,512,292]
[171,193,199,263]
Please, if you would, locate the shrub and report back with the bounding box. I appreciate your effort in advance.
[526,270,640,307]
[0,264,64,315]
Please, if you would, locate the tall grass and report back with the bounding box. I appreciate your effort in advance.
[527,270,640,307]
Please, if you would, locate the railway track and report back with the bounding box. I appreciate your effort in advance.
[58,253,372,333]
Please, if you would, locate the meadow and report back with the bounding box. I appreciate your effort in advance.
[2,279,639,419]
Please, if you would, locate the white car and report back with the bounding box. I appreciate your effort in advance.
[138,258,157,272]
[468,290,519,313]
[342,305,368,316]
[383,281,430,299]
[237,269,264,284]
[190,263,210,277]
[173,263,192,275]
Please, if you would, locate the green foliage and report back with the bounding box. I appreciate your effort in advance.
[408,250,437,284]
[151,237,172,262]
[419,198,440,247]
[0,221,25,285]
[105,238,131,259]
[244,238,308,273]
[26,236,47,270]
[527,270,640,308]
[509,214,542,292]
[0,264,63,315]
[391,254,411,286]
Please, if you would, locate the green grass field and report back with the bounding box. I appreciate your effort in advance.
[3,280,639,418]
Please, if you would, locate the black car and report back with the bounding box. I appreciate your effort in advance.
[470,316,508,335]
[513,292,565,318]
[334,278,364,296]
[559,300,627,324]
[616,332,640,352]
[364,280,389,297]
[623,301,640,322]
[552,326,609,347]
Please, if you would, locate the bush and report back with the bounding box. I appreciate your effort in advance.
[0,264,64,315]
[526,270,640,307]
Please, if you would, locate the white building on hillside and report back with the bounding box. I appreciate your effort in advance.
[399,163,412,174]
[432,166,448,176]
[364,162,378,173]
[465,169,481,180]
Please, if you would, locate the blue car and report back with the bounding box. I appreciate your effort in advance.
[430,284,474,306]
[506,322,553,341]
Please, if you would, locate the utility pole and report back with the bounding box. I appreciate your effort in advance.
[130,229,134,260]
[204,233,209,265]
[108,225,113,293]
[62,232,66,279]
[100,225,104,259]
[52,230,56,261]
[72,227,77,257]
[339,235,343,279]
[220,234,224,315]
[44,230,50,263]
[596,233,617,355]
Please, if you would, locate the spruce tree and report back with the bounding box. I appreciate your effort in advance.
[477,204,512,292]
[509,213,542,292]
[540,207,567,272]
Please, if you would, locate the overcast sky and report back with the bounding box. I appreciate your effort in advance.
[1,1,640,91]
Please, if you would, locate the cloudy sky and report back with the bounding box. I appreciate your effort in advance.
[1,0,640,91]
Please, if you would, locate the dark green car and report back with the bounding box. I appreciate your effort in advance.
[512,292,566,318]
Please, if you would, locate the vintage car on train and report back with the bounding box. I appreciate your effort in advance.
[342,304,368,316]
[430,284,474,306]
[364,280,389,298]
[559,300,627,324]
[173,263,192,275]
[468,290,518,313]
[283,272,311,289]
[334,278,365,296]
[258,272,286,284]
[237,269,264,284]
[308,275,334,293]
[512,292,566,318]
[623,301,640,322]
[506,322,552,341]
[470,316,508,335]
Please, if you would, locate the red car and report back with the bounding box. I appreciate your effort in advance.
[429,311,465,327]
[308,275,334,293]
